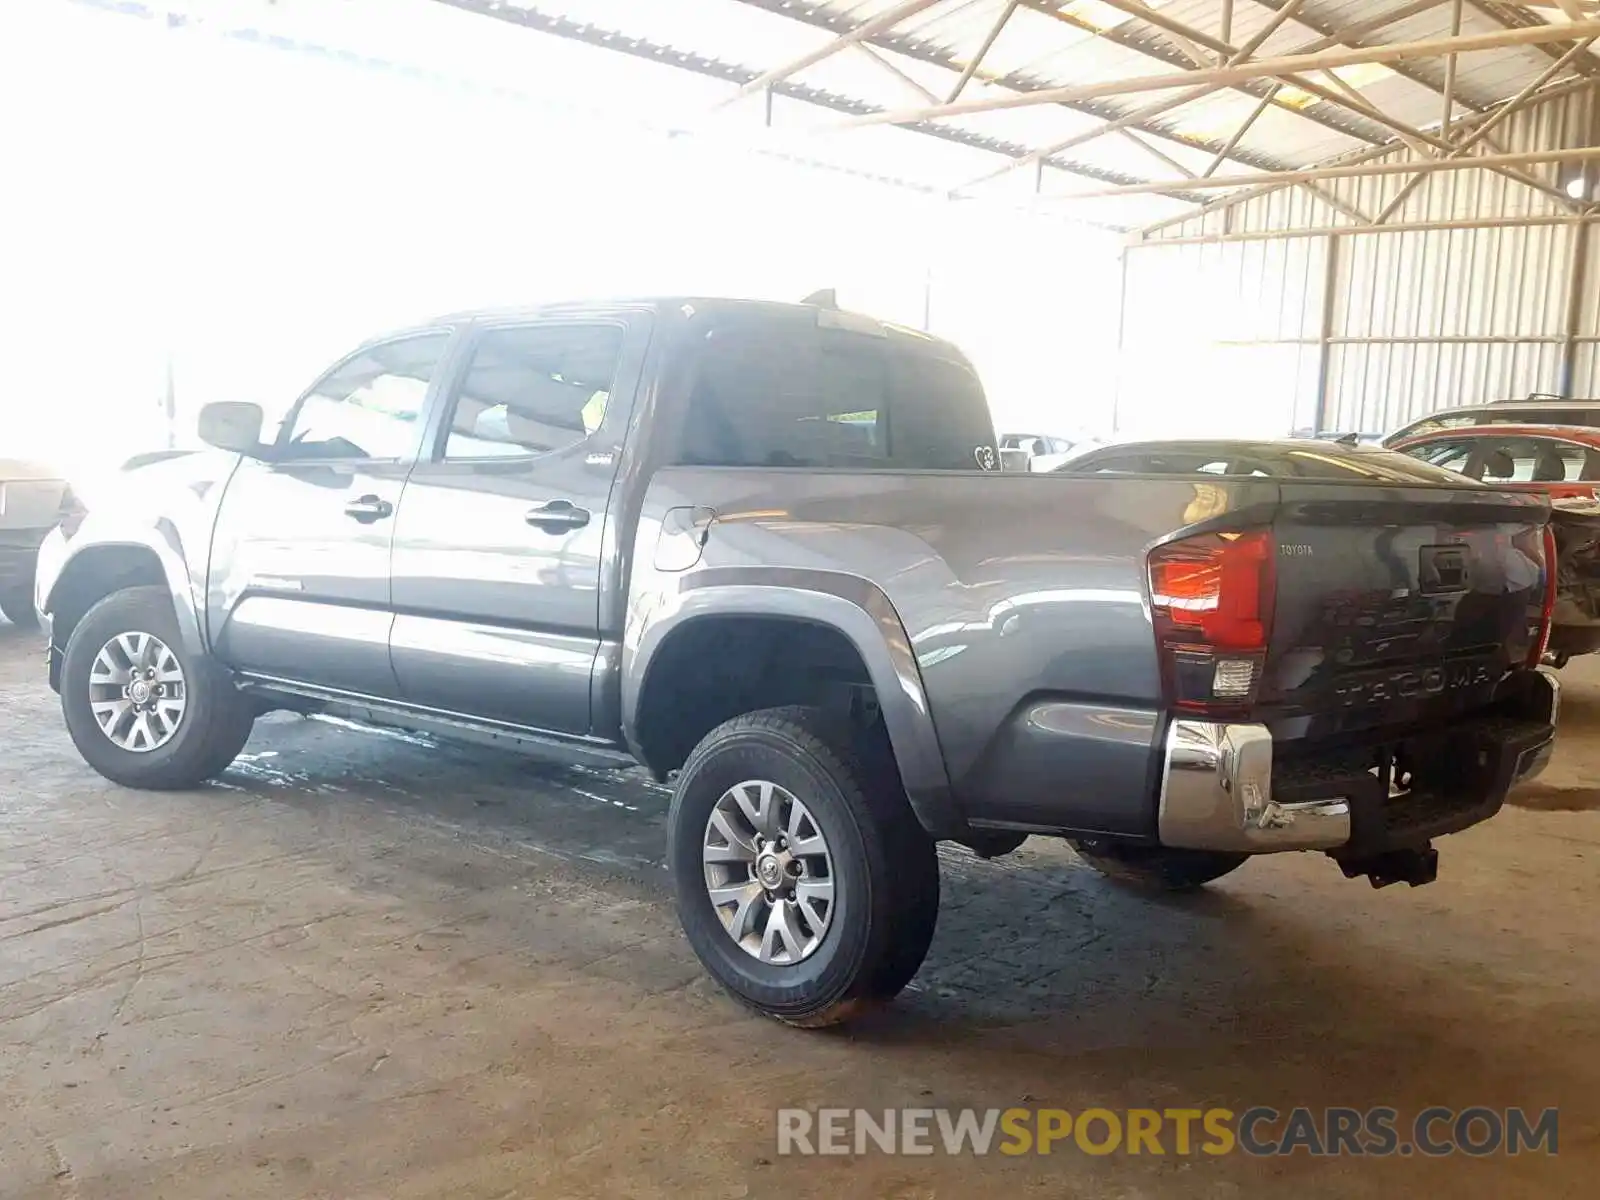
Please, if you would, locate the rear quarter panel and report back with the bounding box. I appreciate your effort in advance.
[625,469,1279,806]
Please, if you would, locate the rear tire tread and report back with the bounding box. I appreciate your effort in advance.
[669,705,938,1028]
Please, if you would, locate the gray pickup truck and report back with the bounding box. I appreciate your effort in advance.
[36,298,1561,1026]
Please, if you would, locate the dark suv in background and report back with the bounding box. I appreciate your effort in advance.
[1383,395,1600,446]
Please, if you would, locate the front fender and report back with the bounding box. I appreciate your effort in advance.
[624,567,962,838]
[40,516,205,657]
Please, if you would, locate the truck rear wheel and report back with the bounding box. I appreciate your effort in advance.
[1070,838,1247,891]
[668,706,939,1027]
[60,586,256,789]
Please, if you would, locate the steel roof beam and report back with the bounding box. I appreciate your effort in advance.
[940,1,1587,204]
[717,0,946,106]
[1243,0,1490,112]
[1375,34,1596,221]
[1045,142,1600,200]
[1133,211,1597,246]
[1019,0,1396,152]
[946,0,1019,103]
[1132,74,1595,235]
[853,43,939,105]
[845,18,1600,122]
[1468,0,1600,75]
[1117,129,1198,178]
[1114,1,1553,206]
[727,0,1291,175]
[1051,0,1444,153]
[955,0,1446,191]
[429,0,1204,202]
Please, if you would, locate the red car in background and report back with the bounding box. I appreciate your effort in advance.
[1391,424,1600,665]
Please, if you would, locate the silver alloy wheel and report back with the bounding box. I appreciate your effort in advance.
[702,779,835,964]
[88,631,188,753]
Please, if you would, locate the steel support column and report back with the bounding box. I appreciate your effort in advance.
[1313,234,1341,435]
[1562,206,1594,397]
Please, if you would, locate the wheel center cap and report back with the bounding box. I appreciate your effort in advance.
[129,680,151,704]
[756,853,783,888]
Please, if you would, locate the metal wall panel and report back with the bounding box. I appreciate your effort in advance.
[1574,343,1600,398]
[1119,83,1599,436]
[1324,340,1568,434]
[1336,223,1575,340]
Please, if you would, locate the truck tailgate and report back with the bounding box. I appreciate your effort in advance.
[1261,483,1550,740]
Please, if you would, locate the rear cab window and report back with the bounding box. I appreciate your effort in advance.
[672,309,996,471]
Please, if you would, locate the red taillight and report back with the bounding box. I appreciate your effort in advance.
[1528,523,1558,667]
[1148,528,1276,712]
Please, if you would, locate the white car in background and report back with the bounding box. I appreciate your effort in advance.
[998,431,1106,472]
[0,458,72,628]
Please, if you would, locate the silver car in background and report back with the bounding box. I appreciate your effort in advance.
[0,457,71,628]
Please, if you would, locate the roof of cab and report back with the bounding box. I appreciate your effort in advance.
[428,296,943,344]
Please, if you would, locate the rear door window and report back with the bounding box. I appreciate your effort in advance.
[1470,436,1589,483]
[676,314,995,470]
[441,324,622,460]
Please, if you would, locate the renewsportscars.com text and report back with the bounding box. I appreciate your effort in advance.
[776,1106,1558,1158]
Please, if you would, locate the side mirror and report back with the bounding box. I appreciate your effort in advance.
[197,402,267,456]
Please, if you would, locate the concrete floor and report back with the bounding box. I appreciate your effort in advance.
[2,622,1598,1199]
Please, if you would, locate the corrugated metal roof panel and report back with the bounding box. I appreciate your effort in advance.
[436,0,1599,229]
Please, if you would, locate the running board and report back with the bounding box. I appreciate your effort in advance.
[235,674,638,770]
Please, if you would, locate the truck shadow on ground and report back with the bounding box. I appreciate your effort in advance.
[201,711,1596,1131]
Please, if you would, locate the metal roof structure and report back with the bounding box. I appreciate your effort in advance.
[435,0,1600,230]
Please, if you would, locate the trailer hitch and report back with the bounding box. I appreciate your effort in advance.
[1336,843,1439,889]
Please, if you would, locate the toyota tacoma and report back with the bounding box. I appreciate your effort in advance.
[34,298,1561,1026]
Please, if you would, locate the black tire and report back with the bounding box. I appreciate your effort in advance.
[668,706,939,1027]
[0,583,37,629]
[852,723,940,1002]
[1070,838,1247,892]
[61,585,255,789]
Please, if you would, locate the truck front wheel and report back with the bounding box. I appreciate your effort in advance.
[668,706,939,1027]
[60,586,256,789]
[1069,838,1247,891]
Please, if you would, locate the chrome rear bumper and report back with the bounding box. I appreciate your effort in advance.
[1158,670,1560,855]
[1158,722,1351,853]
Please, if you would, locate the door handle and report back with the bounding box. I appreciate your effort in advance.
[344,494,394,523]
[525,499,591,532]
